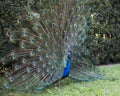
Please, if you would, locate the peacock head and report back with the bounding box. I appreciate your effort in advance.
[68,51,73,59]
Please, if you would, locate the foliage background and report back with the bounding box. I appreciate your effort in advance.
[85,0,120,64]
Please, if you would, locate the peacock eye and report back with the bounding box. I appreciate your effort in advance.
[33,73,37,78]
[52,23,55,27]
[37,47,42,52]
[43,9,47,14]
[9,77,15,82]
[32,61,37,66]
[7,32,11,35]
[37,68,41,73]
[26,67,31,73]
[47,33,51,38]
[42,63,46,68]
[5,72,10,77]
[47,68,50,72]
[42,72,45,77]
[11,37,14,39]
[30,50,35,56]
[40,0,44,4]
[12,54,16,59]
[45,53,49,58]
[10,36,15,41]
[29,13,32,17]
[74,23,77,29]
[60,24,63,29]
[5,83,11,89]
[17,19,22,23]
[21,42,25,48]
[39,56,43,61]
[34,25,39,29]
[39,34,43,39]
[23,32,28,37]
[48,62,51,65]
[31,38,35,44]
[22,75,27,80]
[45,42,48,47]
[15,65,19,70]
[45,20,49,24]
[77,15,81,20]
[52,43,55,47]
[22,58,27,63]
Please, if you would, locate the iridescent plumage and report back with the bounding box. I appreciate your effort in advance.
[0,0,102,92]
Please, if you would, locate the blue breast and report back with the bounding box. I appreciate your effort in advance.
[62,58,71,78]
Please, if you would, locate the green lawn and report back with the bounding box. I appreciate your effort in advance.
[0,64,120,96]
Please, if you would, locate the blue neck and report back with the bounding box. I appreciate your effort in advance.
[62,58,71,78]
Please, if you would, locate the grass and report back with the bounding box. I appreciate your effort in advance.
[0,64,120,96]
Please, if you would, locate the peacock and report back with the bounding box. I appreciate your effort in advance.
[0,0,103,92]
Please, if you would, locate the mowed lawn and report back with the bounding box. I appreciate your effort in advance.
[0,64,120,96]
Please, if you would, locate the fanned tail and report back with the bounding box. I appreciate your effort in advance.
[0,0,103,92]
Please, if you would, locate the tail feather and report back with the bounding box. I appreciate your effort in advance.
[0,0,103,92]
